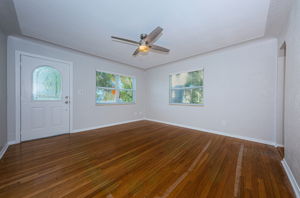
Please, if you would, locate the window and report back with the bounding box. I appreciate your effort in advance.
[96,71,136,104]
[32,66,62,101]
[169,69,204,105]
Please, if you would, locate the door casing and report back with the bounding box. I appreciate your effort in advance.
[15,51,74,143]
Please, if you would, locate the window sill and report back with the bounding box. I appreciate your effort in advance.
[169,103,204,107]
[96,102,136,106]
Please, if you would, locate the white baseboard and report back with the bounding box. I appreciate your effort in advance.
[3,119,145,149]
[0,140,19,159]
[282,159,300,198]
[72,118,144,133]
[0,143,9,159]
[8,141,17,145]
[145,118,275,146]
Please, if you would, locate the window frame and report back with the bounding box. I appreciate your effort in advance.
[169,68,204,106]
[95,70,136,105]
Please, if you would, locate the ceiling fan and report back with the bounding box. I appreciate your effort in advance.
[111,26,170,56]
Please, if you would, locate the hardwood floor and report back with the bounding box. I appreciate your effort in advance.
[277,146,285,160]
[0,121,295,198]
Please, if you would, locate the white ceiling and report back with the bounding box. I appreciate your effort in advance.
[11,0,285,69]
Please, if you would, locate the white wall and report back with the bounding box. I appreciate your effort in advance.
[280,0,300,187]
[0,29,7,150]
[145,39,278,144]
[7,36,145,142]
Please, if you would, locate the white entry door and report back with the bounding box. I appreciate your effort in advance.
[21,55,70,141]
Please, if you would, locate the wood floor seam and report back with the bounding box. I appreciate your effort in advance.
[234,144,244,197]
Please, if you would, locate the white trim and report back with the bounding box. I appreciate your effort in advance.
[95,69,136,79]
[15,51,74,143]
[274,43,278,146]
[15,51,21,143]
[0,141,22,159]
[8,141,17,145]
[281,159,300,198]
[71,119,144,133]
[145,118,276,146]
[275,143,284,147]
[169,103,204,106]
[169,68,204,76]
[0,144,9,159]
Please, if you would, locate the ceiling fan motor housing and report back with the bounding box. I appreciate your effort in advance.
[111,27,169,55]
[140,34,148,40]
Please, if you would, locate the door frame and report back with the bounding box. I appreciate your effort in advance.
[15,51,74,143]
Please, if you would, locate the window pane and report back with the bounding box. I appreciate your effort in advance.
[170,70,203,88]
[96,88,117,103]
[33,66,62,101]
[95,71,136,105]
[187,70,203,87]
[119,90,134,103]
[170,72,188,88]
[189,88,203,104]
[96,72,116,88]
[170,88,203,104]
[119,76,133,89]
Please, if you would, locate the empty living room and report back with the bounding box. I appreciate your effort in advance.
[0,0,300,197]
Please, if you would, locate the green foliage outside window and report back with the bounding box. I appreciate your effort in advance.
[185,70,203,87]
[170,70,204,105]
[119,76,133,89]
[96,71,135,104]
[96,72,116,88]
[119,90,134,103]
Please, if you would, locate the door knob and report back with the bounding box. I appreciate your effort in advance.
[65,101,69,104]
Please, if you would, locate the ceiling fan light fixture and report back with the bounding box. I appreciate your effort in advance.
[138,45,150,52]
[111,26,169,56]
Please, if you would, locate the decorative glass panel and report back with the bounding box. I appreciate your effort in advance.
[96,88,117,103]
[96,72,116,88]
[33,66,62,101]
[119,90,134,103]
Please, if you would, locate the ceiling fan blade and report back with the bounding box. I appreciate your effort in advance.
[145,26,163,43]
[132,48,139,56]
[150,45,170,52]
[111,36,140,45]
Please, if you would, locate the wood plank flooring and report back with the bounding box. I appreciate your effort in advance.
[0,121,295,198]
[277,146,285,160]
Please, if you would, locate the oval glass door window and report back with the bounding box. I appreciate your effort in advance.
[32,66,62,100]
